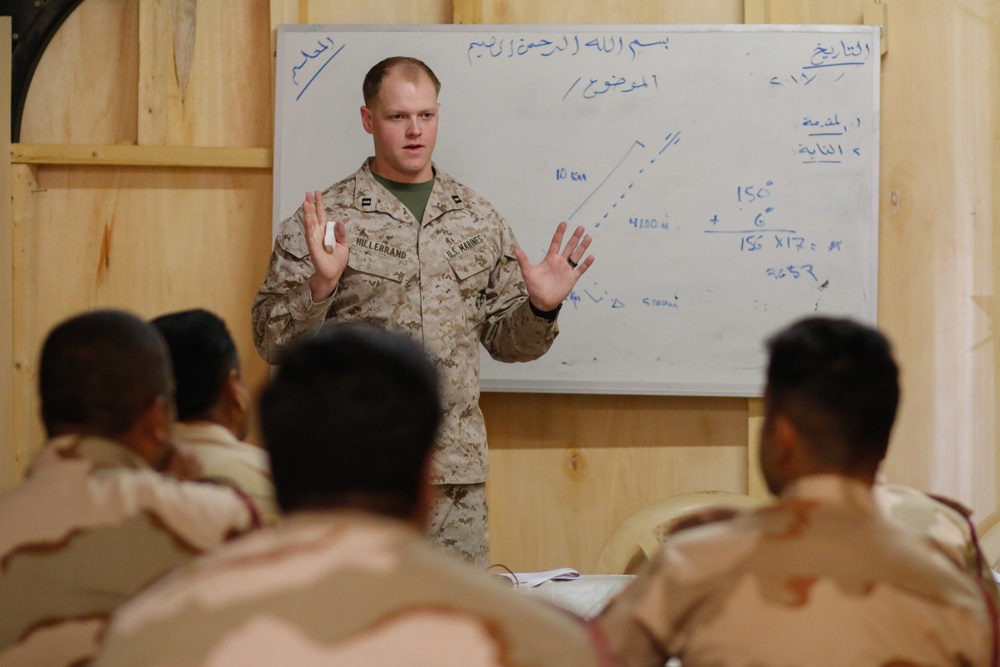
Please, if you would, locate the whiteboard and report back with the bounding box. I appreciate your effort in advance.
[274,24,880,396]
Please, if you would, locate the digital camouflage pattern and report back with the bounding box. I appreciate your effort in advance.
[252,159,558,486]
[427,482,489,567]
[0,435,257,667]
[172,422,279,524]
[93,511,608,667]
[597,475,996,666]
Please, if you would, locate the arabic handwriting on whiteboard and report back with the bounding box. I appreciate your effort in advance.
[291,37,346,102]
[466,34,669,65]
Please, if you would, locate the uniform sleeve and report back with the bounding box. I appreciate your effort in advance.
[479,214,559,362]
[594,555,672,667]
[251,209,337,364]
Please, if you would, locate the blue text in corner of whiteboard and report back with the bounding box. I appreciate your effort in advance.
[291,37,346,102]
[770,40,871,87]
[805,39,871,70]
[466,34,668,66]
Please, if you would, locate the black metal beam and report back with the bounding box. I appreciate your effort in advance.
[6,0,86,141]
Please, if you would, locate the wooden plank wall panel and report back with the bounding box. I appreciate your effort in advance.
[1,17,13,488]
[280,0,455,24]
[761,0,865,24]
[455,0,743,24]
[993,4,1000,527]
[20,0,140,144]
[10,165,39,486]
[875,0,1000,519]
[484,394,747,571]
[12,166,274,456]
[138,0,272,147]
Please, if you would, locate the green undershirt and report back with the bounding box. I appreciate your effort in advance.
[373,173,435,224]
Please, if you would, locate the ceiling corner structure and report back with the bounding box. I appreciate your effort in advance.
[9,0,86,142]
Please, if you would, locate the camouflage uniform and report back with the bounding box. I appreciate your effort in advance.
[875,480,999,604]
[597,475,996,666]
[0,435,257,667]
[252,159,560,560]
[172,422,279,524]
[93,510,609,667]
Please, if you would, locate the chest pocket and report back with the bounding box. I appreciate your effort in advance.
[345,245,409,283]
[448,250,494,326]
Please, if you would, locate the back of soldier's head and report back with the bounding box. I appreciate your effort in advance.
[765,317,899,473]
[39,310,171,439]
[260,323,441,517]
[151,309,239,422]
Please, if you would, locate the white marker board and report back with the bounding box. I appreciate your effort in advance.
[274,24,880,396]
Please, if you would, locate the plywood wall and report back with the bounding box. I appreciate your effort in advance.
[5,0,1000,571]
[10,0,275,481]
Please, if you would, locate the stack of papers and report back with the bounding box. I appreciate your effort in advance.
[496,567,581,588]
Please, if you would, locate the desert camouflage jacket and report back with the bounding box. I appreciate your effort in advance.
[0,435,257,667]
[94,510,608,667]
[172,422,278,524]
[252,160,559,484]
[597,475,997,666]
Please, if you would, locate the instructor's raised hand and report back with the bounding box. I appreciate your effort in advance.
[514,221,595,313]
[301,191,349,302]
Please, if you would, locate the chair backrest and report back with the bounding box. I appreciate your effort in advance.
[977,511,1000,571]
[593,491,767,575]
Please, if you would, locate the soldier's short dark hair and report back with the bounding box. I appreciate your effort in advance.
[151,309,239,422]
[765,316,899,473]
[39,310,171,439]
[260,323,441,516]
[363,56,441,108]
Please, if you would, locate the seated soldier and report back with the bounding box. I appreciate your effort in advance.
[0,310,258,667]
[152,308,278,522]
[93,323,608,667]
[597,316,997,666]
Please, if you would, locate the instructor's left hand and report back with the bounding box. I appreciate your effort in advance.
[514,222,595,313]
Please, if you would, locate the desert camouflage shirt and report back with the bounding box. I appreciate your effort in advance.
[252,159,559,484]
[0,435,257,667]
[597,475,997,666]
[172,422,278,524]
[875,480,999,606]
[94,510,609,667]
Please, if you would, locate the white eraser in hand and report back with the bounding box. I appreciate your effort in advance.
[324,220,336,251]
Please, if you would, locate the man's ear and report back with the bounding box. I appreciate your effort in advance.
[127,395,174,469]
[223,369,248,412]
[772,414,803,469]
[223,369,250,440]
[360,106,374,134]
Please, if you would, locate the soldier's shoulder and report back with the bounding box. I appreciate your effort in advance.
[436,170,500,214]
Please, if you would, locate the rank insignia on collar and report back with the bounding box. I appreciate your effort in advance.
[451,195,462,204]
[362,197,372,207]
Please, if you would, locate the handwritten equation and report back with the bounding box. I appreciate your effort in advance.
[466,35,669,65]
[701,181,847,288]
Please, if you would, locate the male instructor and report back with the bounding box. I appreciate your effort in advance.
[252,56,594,565]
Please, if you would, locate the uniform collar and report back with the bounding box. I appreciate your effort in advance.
[172,421,243,449]
[780,474,877,512]
[29,434,150,475]
[354,158,467,226]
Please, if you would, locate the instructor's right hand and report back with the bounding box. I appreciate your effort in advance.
[302,190,349,303]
